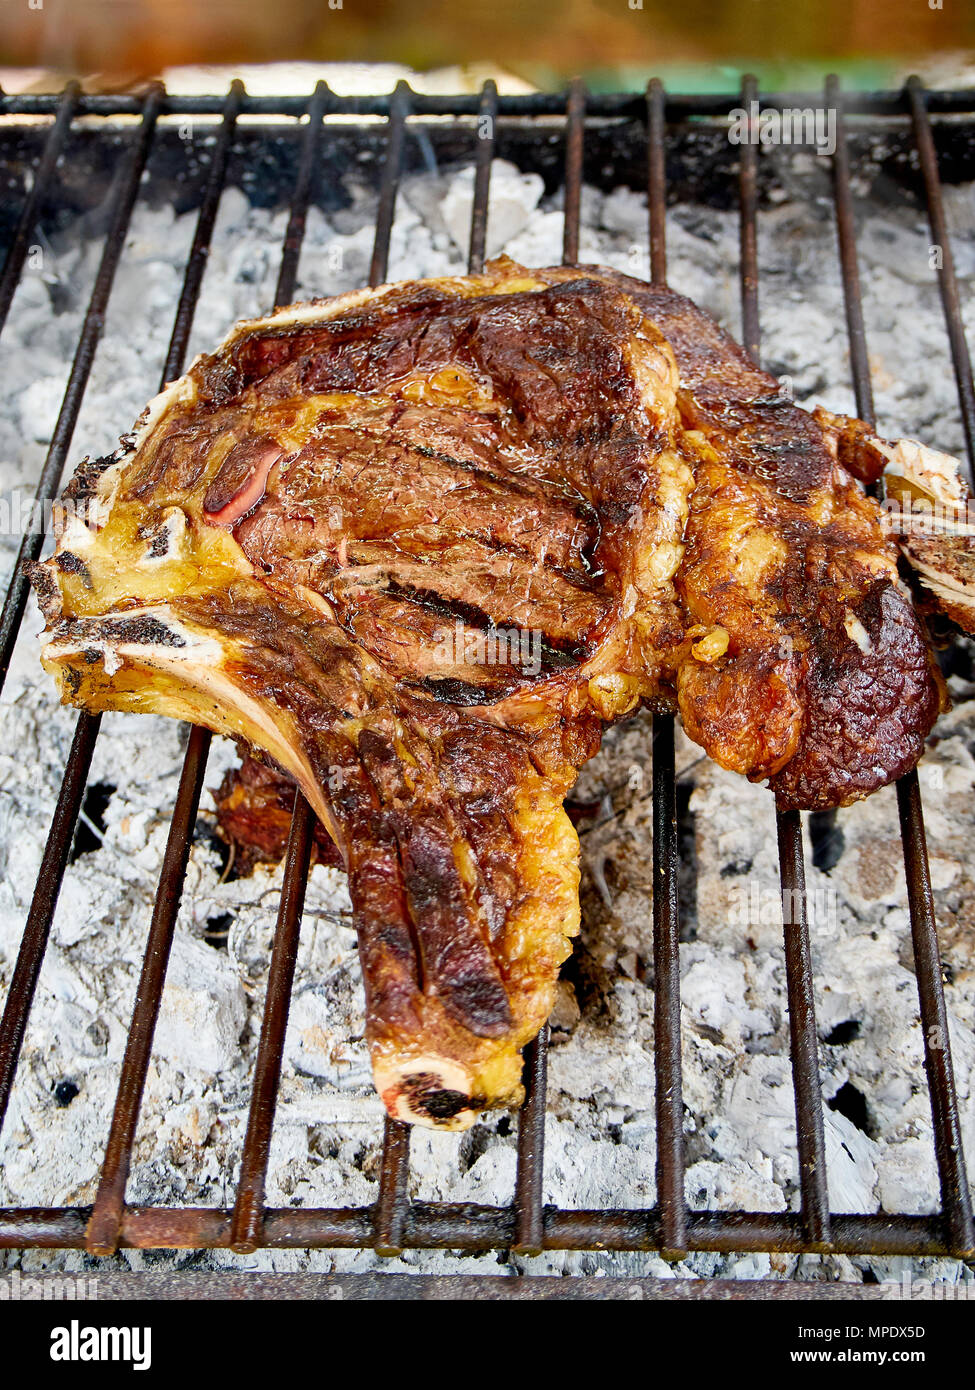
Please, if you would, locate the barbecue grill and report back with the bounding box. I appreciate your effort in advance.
[0,74,973,1274]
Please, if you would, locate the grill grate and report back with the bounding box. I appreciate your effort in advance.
[0,77,973,1263]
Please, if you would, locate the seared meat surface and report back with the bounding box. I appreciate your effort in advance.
[214,754,342,876]
[30,258,943,1127]
[588,270,945,808]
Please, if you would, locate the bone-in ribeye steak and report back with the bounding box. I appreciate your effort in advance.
[31,259,944,1128]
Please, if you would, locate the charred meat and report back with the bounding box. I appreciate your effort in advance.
[30,258,945,1127]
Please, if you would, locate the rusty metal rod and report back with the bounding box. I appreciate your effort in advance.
[737,74,761,365]
[274,81,329,308]
[831,74,974,1260]
[372,78,503,1258]
[646,78,667,287]
[227,87,344,1254]
[368,81,410,290]
[737,74,830,1248]
[897,771,974,1256]
[373,1118,412,1256]
[83,85,243,1258]
[364,85,415,1255]
[0,81,80,338]
[0,85,163,696]
[513,1026,550,1254]
[0,712,100,1135]
[467,80,498,276]
[776,809,831,1247]
[513,85,590,1252]
[644,80,687,1260]
[162,81,245,382]
[651,716,687,1258]
[562,79,586,265]
[5,85,975,120]
[230,794,315,1252]
[907,76,975,484]
[826,76,876,428]
[0,1203,956,1257]
[86,728,212,1255]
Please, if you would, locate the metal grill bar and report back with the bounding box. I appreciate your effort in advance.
[375,77,506,1258]
[0,85,165,1138]
[275,82,329,308]
[907,77,975,484]
[905,77,975,1256]
[737,75,761,366]
[645,78,688,1261]
[231,795,316,1252]
[5,87,975,119]
[230,85,407,1255]
[775,810,831,1245]
[0,85,163,693]
[513,81,588,1255]
[650,715,686,1258]
[0,1203,960,1257]
[0,711,100,1132]
[0,81,80,338]
[513,1025,549,1254]
[363,83,415,1256]
[373,1120,411,1257]
[738,75,831,1248]
[646,78,667,285]
[86,734,210,1257]
[84,85,245,1256]
[829,76,974,1259]
[369,81,410,290]
[826,76,876,428]
[902,77,975,1260]
[467,80,498,276]
[898,772,974,1254]
[561,79,586,265]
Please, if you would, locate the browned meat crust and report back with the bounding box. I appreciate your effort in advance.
[29,258,943,1125]
[568,268,945,810]
[214,754,342,875]
[32,261,689,1126]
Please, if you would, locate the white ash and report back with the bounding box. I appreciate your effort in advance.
[1,139,974,1290]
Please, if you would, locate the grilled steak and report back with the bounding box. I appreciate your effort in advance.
[30,257,943,1127]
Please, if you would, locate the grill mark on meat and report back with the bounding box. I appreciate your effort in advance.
[436,726,524,940]
[353,728,427,999]
[380,580,514,631]
[407,441,542,498]
[379,579,589,668]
